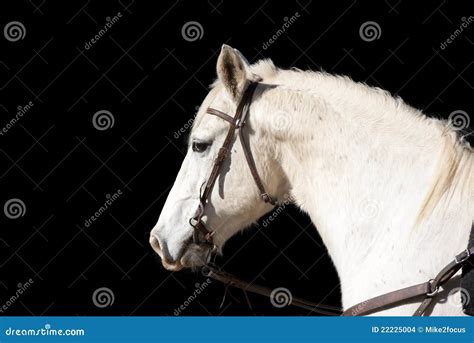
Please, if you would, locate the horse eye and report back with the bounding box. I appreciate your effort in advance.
[192,141,210,153]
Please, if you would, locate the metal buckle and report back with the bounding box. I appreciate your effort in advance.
[189,217,198,227]
[455,248,471,264]
[260,193,276,205]
[260,193,270,202]
[426,279,439,297]
[189,203,204,228]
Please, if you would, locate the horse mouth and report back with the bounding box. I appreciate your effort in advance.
[179,242,213,269]
[149,234,211,271]
[162,259,184,271]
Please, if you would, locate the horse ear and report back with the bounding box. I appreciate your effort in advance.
[216,45,250,101]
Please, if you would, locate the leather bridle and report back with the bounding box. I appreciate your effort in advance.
[189,81,275,247]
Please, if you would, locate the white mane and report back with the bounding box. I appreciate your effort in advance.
[231,58,473,224]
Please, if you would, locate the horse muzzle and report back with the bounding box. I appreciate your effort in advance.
[149,233,184,271]
[149,232,215,271]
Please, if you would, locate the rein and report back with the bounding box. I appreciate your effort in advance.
[187,81,473,316]
[202,265,342,316]
[204,247,473,316]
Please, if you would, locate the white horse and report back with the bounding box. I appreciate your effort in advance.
[150,45,474,315]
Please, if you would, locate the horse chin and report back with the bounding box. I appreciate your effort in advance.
[179,243,212,269]
[161,259,184,271]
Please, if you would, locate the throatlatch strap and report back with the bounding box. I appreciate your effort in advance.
[461,222,474,315]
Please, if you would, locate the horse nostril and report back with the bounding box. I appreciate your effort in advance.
[149,233,163,259]
[149,232,184,271]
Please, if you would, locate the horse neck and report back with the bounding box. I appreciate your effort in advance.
[259,76,473,312]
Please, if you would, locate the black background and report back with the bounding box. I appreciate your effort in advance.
[1,0,472,316]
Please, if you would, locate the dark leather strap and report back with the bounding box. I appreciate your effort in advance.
[206,108,234,123]
[203,266,341,316]
[204,246,473,317]
[238,122,275,204]
[461,223,474,315]
[413,247,472,316]
[342,246,474,316]
[342,282,431,316]
[190,82,275,245]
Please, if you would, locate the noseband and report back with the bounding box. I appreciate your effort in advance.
[189,81,275,247]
